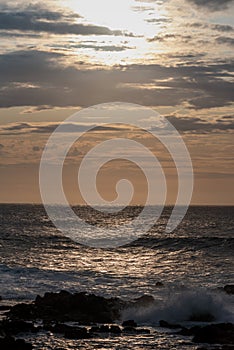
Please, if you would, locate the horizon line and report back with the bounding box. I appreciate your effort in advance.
[0,202,233,207]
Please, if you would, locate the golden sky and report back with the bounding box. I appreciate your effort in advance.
[0,0,233,204]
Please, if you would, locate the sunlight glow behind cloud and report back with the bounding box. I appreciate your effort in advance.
[60,0,162,36]
[0,0,233,204]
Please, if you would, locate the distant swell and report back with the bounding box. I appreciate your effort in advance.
[128,237,234,252]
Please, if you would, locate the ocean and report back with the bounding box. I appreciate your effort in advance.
[0,204,233,349]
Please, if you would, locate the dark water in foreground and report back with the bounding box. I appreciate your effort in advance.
[0,205,233,349]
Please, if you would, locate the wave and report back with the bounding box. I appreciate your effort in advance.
[122,289,234,325]
[128,237,234,252]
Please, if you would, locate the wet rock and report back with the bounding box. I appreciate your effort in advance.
[122,320,137,328]
[0,319,37,335]
[0,335,33,350]
[64,326,90,339]
[177,326,201,336]
[42,321,54,332]
[36,291,122,323]
[159,320,182,329]
[9,291,125,324]
[99,325,110,333]
[51,323,73,334]
[89,326,100,333]
[110,325,122,334]
[42,321,91,339]
[7,303,35,321]
[137,328,151,334]
[123,326,138,333]
[192,323,234,344]
[89,325,110,333]
[224,285,234,295]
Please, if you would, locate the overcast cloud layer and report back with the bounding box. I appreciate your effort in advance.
[0,5,123,36]
[0,0,233,205]
[0,49,233,110]
[0,0,233,123]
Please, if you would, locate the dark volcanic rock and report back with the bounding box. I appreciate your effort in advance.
[177,325,201,336]
[0,336,33,350]
[224,285,234,295]
[110,325,122,334]
[0,319,38,336]
[64,326,90,339]
[192,323,234,345]
[123,326,138,333]
[8,291,125,324]
[137,328,151,334]
[43,322,73,334]
[159,320,182,329]
[122,320,137,328]
[177,323,234,345]
[7,303,34,320]
[99,325,110,333]
[89,326,100,333]
[44,322,91,339]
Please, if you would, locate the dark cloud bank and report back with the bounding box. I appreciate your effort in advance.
[0,49,233,110]
[136,0,234,11]
[1,116,233,136]
[187,0,234,11]
[0,5,123,36]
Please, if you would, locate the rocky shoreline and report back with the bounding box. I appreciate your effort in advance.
[0,286,233,349]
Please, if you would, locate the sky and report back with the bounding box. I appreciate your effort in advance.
[0,0,233,205]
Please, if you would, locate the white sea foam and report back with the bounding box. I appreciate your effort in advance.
[122,289,234,325]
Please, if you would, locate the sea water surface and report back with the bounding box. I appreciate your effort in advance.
[0,204,233,349]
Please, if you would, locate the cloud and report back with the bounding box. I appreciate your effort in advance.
[0,5,123,36]
[211,24,234,32]
[148,33,176,42]
[189,22,234,32]
[69,43,134,52]
[216,36,234,46]
[0,122,124,135]
[0,31,40,37]
[186,0,234,11]
[2,122,31,131]
[218,115,234,120]
[146,17,171,24]
[132,5,155,12]
[2,115,233,136]
[32,146,40,152]
[166,115,234,133]
[0,49,233,110]
[148,33,192,42]
[0,143,4,155]
[134,0,166,3]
